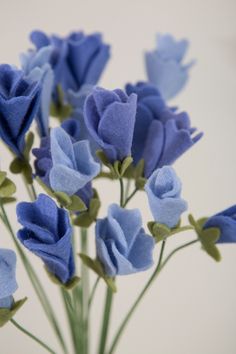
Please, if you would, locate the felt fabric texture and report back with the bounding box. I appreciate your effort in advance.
[21,46,54,137]
[0,248,17,309]
[67,85,99,157]
[145,33,194,100]
[49,127,100,196]
[126,82,203,177]
[96,204,155,276]
[84,87,137,162]
[145,166,187,228]
[30,30,110,94]
[17,194,75,284]
[0,64,41,156]
[204,206,236,243]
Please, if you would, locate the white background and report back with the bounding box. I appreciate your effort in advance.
[0,0,236,353]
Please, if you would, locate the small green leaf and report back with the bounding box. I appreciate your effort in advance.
[79,254,117,292]
[36,177,54,197]
[54,191,72,207]
[68,195,87,212]
[120,156,133,176]
[45,267,80,289]
[134,159,145,179]
[96,150,110,166]
[0,298,27,328]
[113,161,121,178]
[135,177,146,190]
[0,171,7,186]
[23,132,34,160]
[0,178,16,198]
[10,158,24,174]
[0,197,16,204]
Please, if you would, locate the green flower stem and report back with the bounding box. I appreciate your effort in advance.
[123,188,138,207]
[108,238,199,354]
[119,178,124,207]
[98,287,114,354]
[124,179,131,202]
[81,227,90,354]
[0,202,68,354]
[88,277,100,309]
[11,319,56,354]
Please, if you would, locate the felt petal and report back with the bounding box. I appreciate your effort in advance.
[128,229,154,270]
[0,249,17,299]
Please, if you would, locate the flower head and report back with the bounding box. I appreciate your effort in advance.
[84,87,137,162]
[17,194,75,284]
[0,248,17,309]
[0,64,41,155]
[30,30,110,93]
[96,204,154,276]
[145,166,187,228]
[49,127,100,196]
[204,206,236,243]
[21,46,54,137]
[126,82,202,177]
[145,33,194,100]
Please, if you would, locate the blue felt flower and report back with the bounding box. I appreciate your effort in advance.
[96,204,155,276]
[21,46,54,137]
[49,127,100,196]
[84,87,137,162]
[126,82,203,177]
[17,194,75,284]
[0,248,18,309]
[145,33,194,100]
[145,166,187,228]
[204,206,236,243]
[0,64,41,156]
[30,30,110,93]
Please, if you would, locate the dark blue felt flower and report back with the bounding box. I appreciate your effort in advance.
[0,64,41,156]
[84,87,137,162]
[16,194,75,284]
[145,166,187,228]
[126,82,203,177]
[0,248,18,309]
[204,206,236,243]
[145,33,194,100]
[96,204,155,276]
[49,127,100,195]
[30,30,110,93]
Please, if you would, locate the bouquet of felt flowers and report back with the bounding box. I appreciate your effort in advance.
[0,30,235,354]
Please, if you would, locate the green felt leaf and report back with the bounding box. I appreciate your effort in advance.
[0,178,16,198]
[67,195,87,212]
[22,164,33,184]
[79,254,117,292]
[36,177,54,197]
[73,191,100,228]
[96,150,110,166]
[197,217,209,229]
[73,213,94,228]
[147,221,171,242]
[0,172,7,186]
[135,177,146,190]
[23,132,34,160]
[54,191,71,206]
[0,298,27,328]
[134,159,145,179]
[201,228,220,244]
[0,197,16,204]
[46,267,80,289]
[10,158,24,174]
[120,156,133,176]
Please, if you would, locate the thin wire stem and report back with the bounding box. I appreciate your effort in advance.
[11,319,56,354]
[88,277,100,310]
[98,287,114,354]
[123,188,138,207]
[81,227,89,354]
[108,239,199,354]
[119,178,124,207]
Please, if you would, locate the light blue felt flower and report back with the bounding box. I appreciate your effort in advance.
[145,166,187,228]
[49,127,100,196]
[0,248,18,309]
[96,204,155,276]
[145,34,194,100]
[21,46,54,137]
[204,206,236,243]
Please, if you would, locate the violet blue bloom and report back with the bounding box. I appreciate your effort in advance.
[0,248,18,309]
[145,33,194,100]
[49,127,100,196]
[17,194,74,284]
[0,64,41,156]
[84,87,137,162]
[204,206,236,243]
[30,30,110,93]
[96,204,155,276]
[126,82,202,177]
[21,46,54,137]
[145,166,187,228]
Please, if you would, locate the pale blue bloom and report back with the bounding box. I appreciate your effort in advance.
[49,127,100,195]
[145,33,194,100]
[0,249,18,309]
[96,204,155,276]
[145,166,187,228]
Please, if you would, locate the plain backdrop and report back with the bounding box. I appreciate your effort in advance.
[0,0,236,353]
